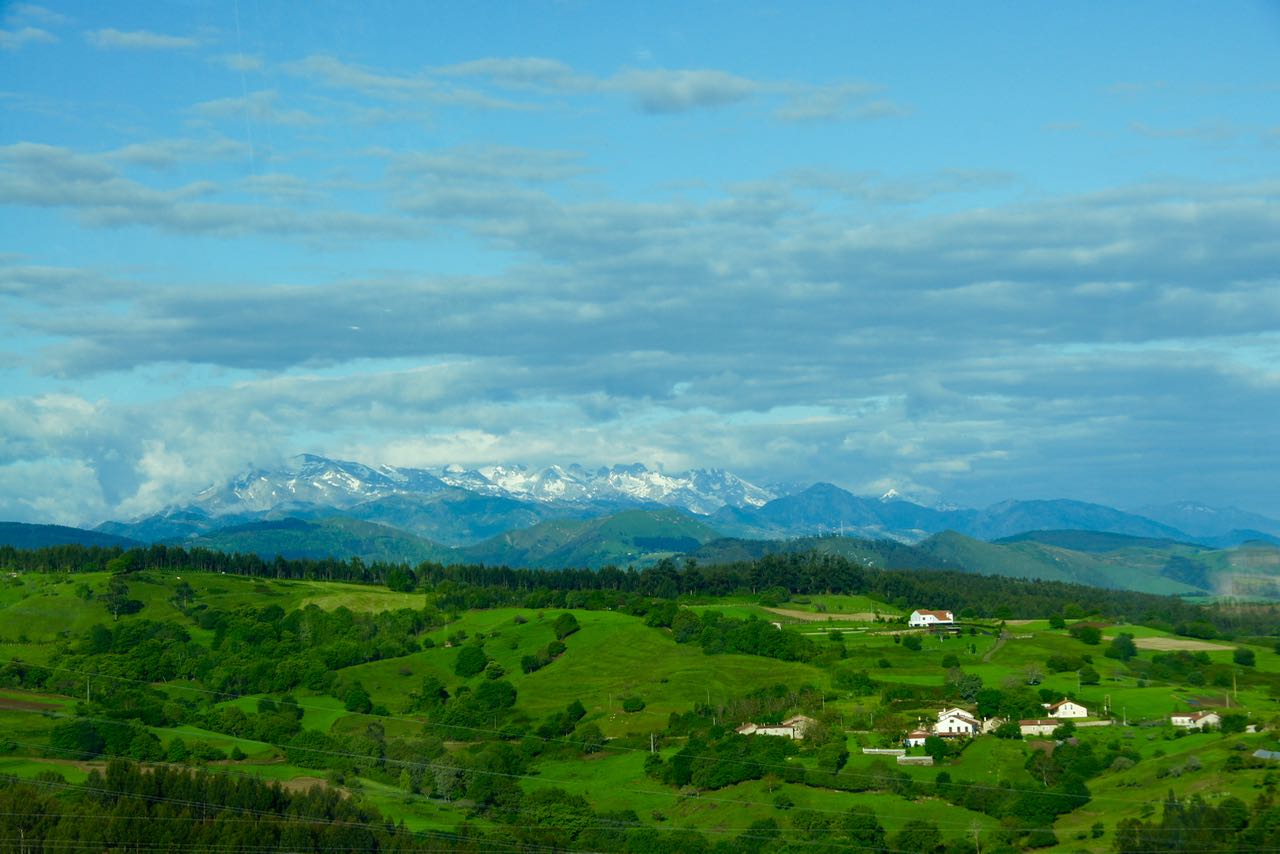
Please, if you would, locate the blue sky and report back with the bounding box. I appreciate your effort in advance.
[2,0,1279,525]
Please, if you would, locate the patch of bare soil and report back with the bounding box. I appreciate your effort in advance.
[1109,636,1232,651]
[762,607,880,622]
[278,776,347,797]
[0,695,60,712]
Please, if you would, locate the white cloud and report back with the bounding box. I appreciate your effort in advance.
[191,89,323,127]
[605,68,758,113]
[86,28,197,50]
[217,52,263,72]
[7,4,69,25]
[0,26,55,50]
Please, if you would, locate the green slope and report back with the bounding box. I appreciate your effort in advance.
[0,521,141,550]
[915,530,1203,594]
[460,507,722,568]
[994,529,1193,552]
[176,516,452,564]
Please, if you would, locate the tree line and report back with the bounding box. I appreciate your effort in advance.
[4,542,1279,632]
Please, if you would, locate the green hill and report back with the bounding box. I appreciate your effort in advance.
[0,521,141,550]
[460,507,722,568]
[915,530,1203,595]
[176,517,452,564]
[994,529,1192,552]
[346,489,582,546]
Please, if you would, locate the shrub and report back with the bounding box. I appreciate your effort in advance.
[1233,648,1256,667]
[622,696,646,713]
[553,613,580,640]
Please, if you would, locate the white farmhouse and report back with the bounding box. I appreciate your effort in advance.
[1043,699,1089,719]
[904,729,930,747]
[908,609,955,628]
[1170,710,1221,730]
[933,707,980,737]
[736,715,816,740]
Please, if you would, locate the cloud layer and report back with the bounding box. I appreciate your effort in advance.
[2,5,1278,524]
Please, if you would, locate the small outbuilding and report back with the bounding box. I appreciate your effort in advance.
[1019,719,1059,737]
[904,729,930,747]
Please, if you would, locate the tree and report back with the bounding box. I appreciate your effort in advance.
[923,735,949,763]
[1048,614,1066,629]
[172,579,195,606]
[101,576,143,622]
[892,820,943,853]
[841,807,886,849]
[1052,719,1077,740]
[994,720,1023,740]
[343,682,372,714]
[902,635,923,651]
[574,723,605,754]
[50,720,104,761]
[1233,647,1256,667]
[1079,665,1101,685]
[816,741,849,772]
[1105,633,1138,661]
[166,737,189,763]
[1220,713,1247,734]
[455,644,489,678]
[1070,624,1102,645]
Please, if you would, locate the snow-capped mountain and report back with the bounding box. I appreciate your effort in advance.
[189,454,776,518]
[465,463,775,514]
[191,454,446,514]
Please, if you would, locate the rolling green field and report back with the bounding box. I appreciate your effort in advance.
[0,567,1277,854]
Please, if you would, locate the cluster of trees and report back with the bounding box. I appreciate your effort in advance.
[50,602,437,698]
[652,606,819,661]
[647,730,799,790]
[0,760,454,853]
[1115,790,1280,853]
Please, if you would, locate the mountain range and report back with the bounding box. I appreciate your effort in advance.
[4,454,1280,596]
[85,454,1280,549]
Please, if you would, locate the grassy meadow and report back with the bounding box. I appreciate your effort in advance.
[0,567,1277,853]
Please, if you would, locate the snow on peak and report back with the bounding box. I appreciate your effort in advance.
[192,455,777,517]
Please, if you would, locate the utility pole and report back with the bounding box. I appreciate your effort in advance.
[650,733,656,754]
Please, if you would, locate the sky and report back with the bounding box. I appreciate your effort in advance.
[2,1,1279,526]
